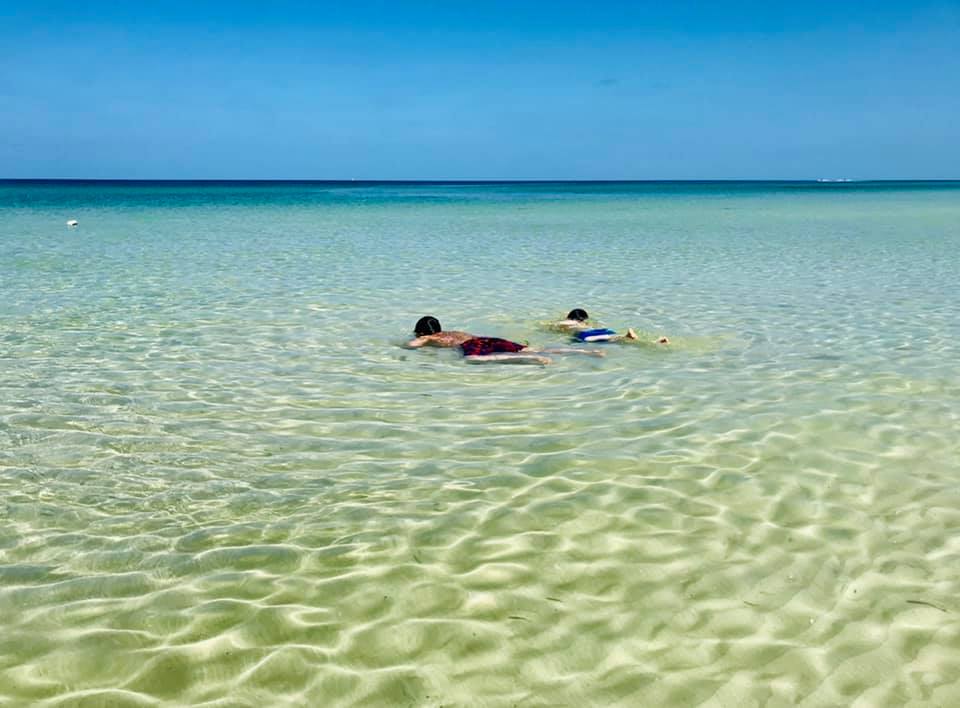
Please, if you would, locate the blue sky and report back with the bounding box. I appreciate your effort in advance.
[1,1,958,179]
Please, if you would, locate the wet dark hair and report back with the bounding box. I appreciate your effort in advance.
[566,308,589,322]
[414,316,442,337]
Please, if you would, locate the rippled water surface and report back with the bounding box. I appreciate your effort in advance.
[2,181,960,706]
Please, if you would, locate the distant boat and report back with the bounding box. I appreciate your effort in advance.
[816,178,853,183]
[66,219,79,227]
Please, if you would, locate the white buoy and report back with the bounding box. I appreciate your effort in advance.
[67,220,78,227]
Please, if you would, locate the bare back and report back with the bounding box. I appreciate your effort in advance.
[549,319,589,331]
[407,330,475,348]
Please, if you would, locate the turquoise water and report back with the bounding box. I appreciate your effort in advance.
[2,180,959,706]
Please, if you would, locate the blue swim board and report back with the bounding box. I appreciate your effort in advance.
[574,328,617,342]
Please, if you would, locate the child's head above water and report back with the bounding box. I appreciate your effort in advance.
[566,308,589,322]
[414,316,442,337]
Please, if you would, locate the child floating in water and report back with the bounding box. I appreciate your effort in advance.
[405,316,476,349]
[406,316,603,364]
[551,308,670,345]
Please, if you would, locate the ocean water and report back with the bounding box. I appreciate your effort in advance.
[1,180,959,706]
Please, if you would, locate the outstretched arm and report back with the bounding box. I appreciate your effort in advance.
[406,336,429,348]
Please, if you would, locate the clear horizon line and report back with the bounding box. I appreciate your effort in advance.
[3,177,959,184]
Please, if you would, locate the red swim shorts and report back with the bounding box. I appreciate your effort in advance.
[460,337,526,356]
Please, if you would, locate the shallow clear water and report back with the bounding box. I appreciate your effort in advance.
[1,181,959,706]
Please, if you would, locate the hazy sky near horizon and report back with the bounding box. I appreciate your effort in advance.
[2,1,959,180]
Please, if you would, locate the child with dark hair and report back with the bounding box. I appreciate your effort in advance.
[550,308,669,345]
[407,316,477,349]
